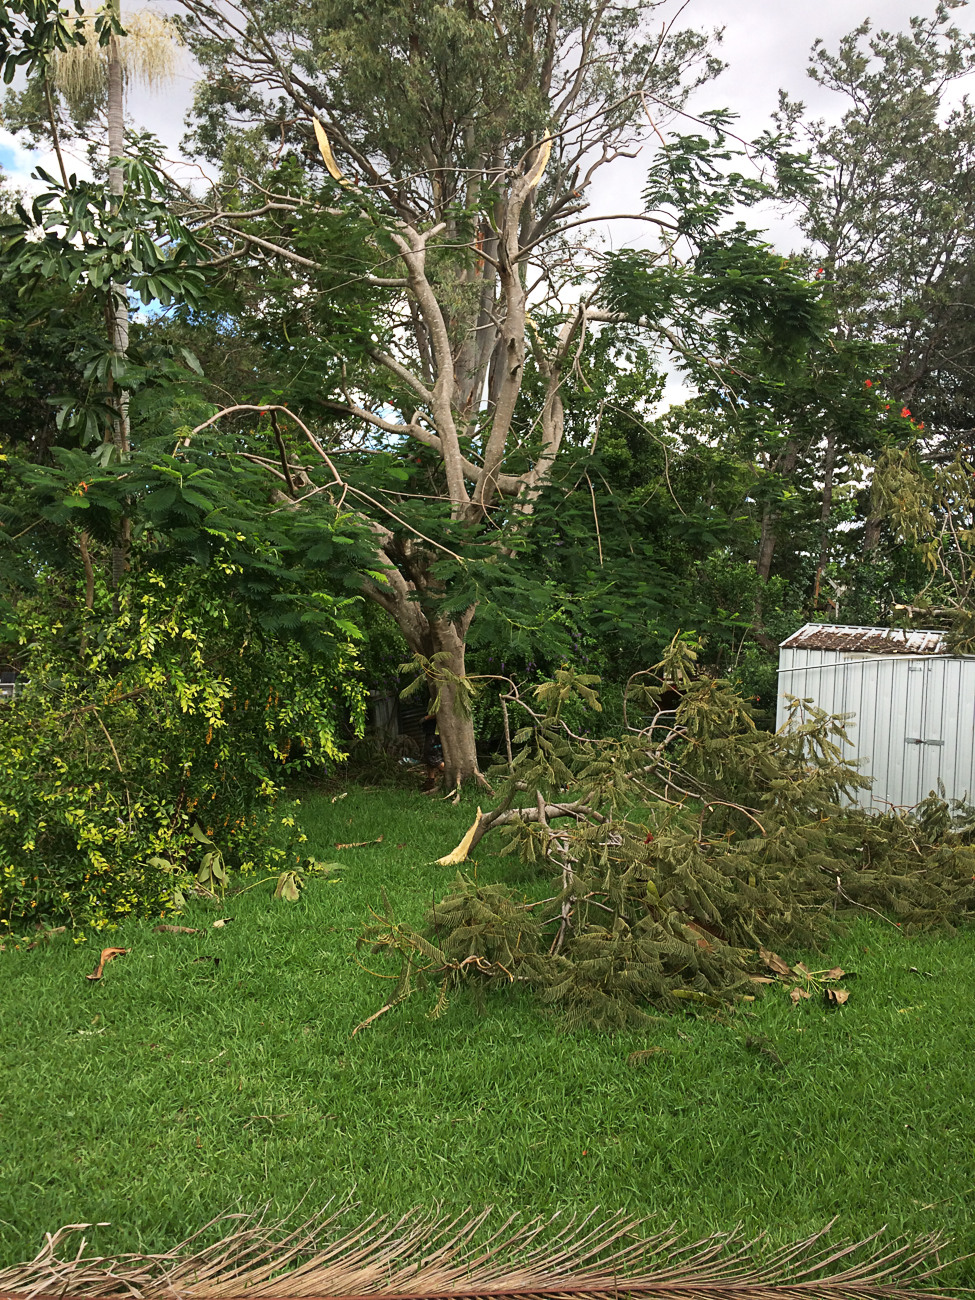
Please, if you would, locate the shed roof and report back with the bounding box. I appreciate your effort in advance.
[780,623,946,655]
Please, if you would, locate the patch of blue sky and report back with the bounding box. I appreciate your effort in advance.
[0,129,47,192]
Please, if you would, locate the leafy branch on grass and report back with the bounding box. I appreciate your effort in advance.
[356,636,975,1031]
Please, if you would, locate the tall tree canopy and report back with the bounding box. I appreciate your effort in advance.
[778,2,975,448]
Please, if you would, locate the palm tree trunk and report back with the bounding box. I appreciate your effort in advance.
[106,29,129,459]
[106,25,129,597]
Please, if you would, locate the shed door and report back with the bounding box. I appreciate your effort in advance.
[903,661,945,806]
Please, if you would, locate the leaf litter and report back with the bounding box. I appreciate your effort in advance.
[760,947,853,1008]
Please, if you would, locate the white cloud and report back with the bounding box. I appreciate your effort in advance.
[0,128,54,193]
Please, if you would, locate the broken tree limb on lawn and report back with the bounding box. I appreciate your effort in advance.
[436,800,606,865]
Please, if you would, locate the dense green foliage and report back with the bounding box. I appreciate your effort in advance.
[0,534,365,935]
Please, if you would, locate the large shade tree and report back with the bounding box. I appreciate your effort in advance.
[1,0,873,786]
[160,0,730,787]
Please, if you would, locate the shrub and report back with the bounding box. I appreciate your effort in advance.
[0,546,364,937]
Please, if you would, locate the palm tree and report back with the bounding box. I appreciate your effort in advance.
[52,4,182,455]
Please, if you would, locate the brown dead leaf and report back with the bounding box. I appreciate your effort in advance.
[211,917,235,929]
[85,947,128,982]
[792,961,813,977]
[760,947,792,976]
[335,836,384,849]
[748,975,777,984]
[25,926,66,950]
[627,1048,673,1065]
[823,967,845,980]
[789,986,811,1004]
[825,986,850,1008]
[154,925,200,934]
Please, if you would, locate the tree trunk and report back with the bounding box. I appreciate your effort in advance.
[363,545,484,790]
[863,514,882,556]
[429,624,481,791]
[756,507,777,583]
[812,430,837,606]
[106,29,129,458]
[755,442,798,583]
[106,25,129,604]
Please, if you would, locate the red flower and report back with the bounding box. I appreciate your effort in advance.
[864,379,872,388]
[901,407,911,418]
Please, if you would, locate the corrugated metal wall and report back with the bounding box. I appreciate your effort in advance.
[776,649,975,811]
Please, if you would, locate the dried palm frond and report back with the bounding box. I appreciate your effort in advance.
[0,1206,968,1300]
[52,10,183,103]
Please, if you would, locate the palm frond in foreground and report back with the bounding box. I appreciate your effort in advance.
[0,1207,968,1300]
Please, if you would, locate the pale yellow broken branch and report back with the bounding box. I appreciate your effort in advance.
[313,117,351,186]
[436,807,482,865]
[525,135,553,189]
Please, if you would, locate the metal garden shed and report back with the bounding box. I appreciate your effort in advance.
[776,623,975,812]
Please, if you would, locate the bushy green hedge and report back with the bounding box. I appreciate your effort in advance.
[0,551,364,937]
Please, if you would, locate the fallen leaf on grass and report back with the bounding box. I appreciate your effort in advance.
[748,975,777,985]
[627,1048,674,1065]
[792,961,813,977]
[823,967,846,980]
[212,917,234,929]
[789,986,811,1004]
[274,871,301,902]
[335,836,384,849]
[759,947,792,976]
[154,924,200,934]
[85,948,128,982]
[824,986,850,1008]
[330,792,348,803]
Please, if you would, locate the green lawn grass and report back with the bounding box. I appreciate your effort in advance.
[2,780,974,1282]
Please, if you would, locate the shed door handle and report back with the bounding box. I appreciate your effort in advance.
[905,738,945,747]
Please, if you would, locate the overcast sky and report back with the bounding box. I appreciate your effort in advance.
[3,0,972,205]
[2,0,972,403]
